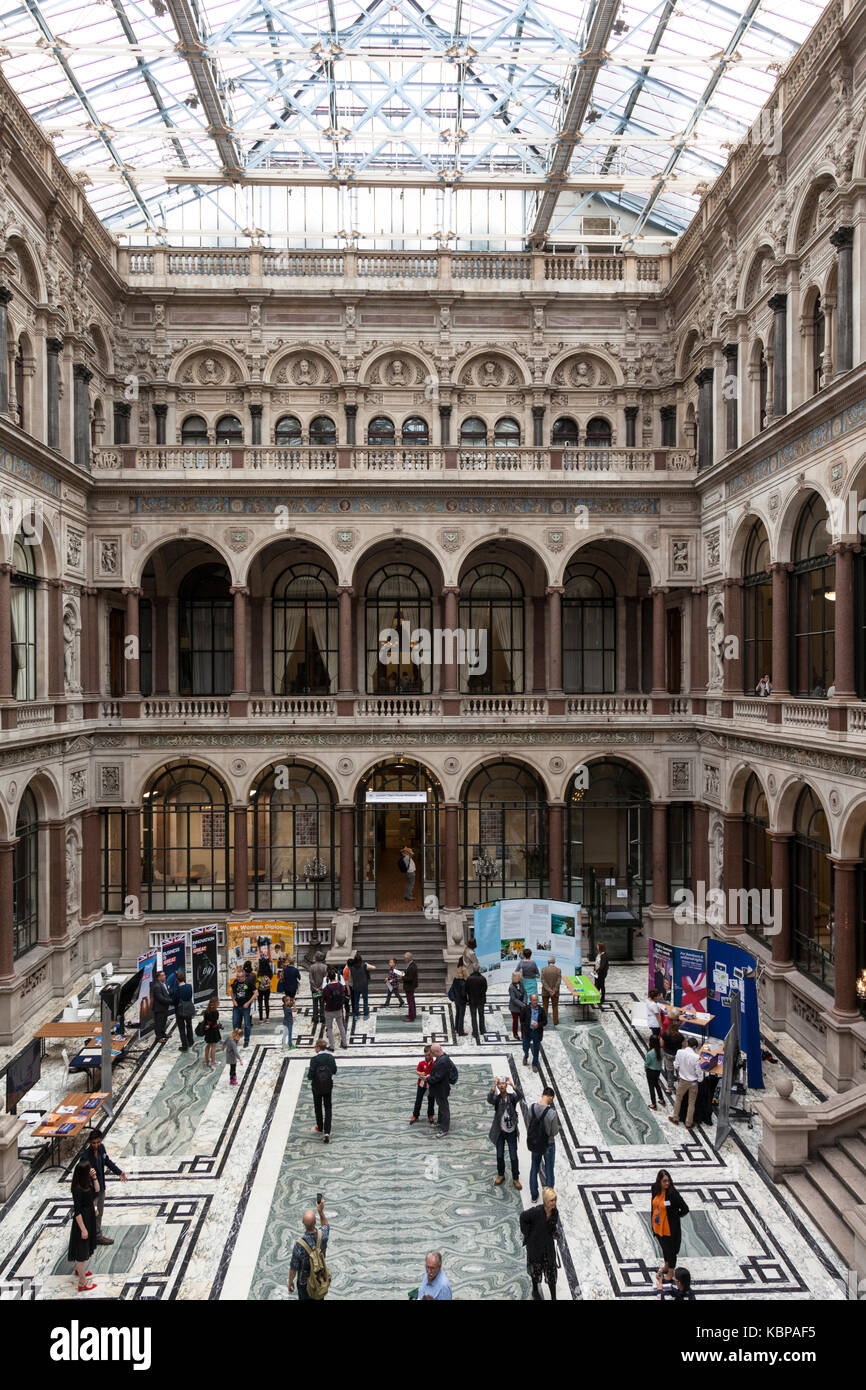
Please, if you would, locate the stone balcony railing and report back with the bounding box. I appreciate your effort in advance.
[120,247,669,293]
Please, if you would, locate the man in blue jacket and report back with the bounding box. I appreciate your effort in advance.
[81,1128,128,1245]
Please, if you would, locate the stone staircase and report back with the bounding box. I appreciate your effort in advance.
[781,1129,866,1268]
[351,913,447,994]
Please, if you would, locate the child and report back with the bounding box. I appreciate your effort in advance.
[384,957,405,1009]
[225,1027,243,1086]
[281,992,296,1048]
[202,993,221,1068]
[409,1045,435,1125]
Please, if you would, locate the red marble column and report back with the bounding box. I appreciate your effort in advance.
[230,586,249,708]
[689,587,707,692]
[723,814,745,927]
[651,588,666,692]
[0,841,15,981]
[722,578,743,695]
[126,807,142,912]
[652,802,668,906]
[47,577,65,700]
[339,803,355,910]
[48,819,67,941]
[233,805,249,913]
[548,802,564,901]
[770,563,791,698]
[123,587,141,697]
[769,832,792,966]
[547,586,563,694]
[832,859,860,1017]
[441,587,459,695]
[444,802,459,909]
[0,564,13,701]
[337,586,354,698]
[81,808,101,922]
[830,543,857,700]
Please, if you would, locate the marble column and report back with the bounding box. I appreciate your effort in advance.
[439,404,452,447]
[829,226,854,375]
[624,596,640,690]
[233,805,249,913]
[249,403,262,446]
[48,819,67,941]
[722,578,744,695]
[113,400,130,445]
[80,586,97,704]
[339,804,355,911]
[81,808,101,922]
[442,586,459,694]
[659,404,676,448]
[337,586,355,696]
[690,587,707,692]
[692,803,709,895]
[651,587,667,693]
[770,563,791,696]
[230,586,249,700]
[0,288,11,415]
[344,403,357,447]
[72,364,92,469]
[250,595,264,694]
[695,368,714,469]
[126,807,142,912]
[652,803,668,907]
[123,587,141,697]
[625,405,639,448]
[153,595,169,694]
[532,405,545,447]
[768,293,788,416]
[46,337,63,450]
[548,802,564,901]
[546,586,563,694]
[722,343,738,451]
[722,814,745,909]
[0,564,11,701]
[769,832,792,967]
[831,859,860,1017]
[47,578,65,700]
[0,841,14,981]
[444,802,459,910]
[153,403,167,445]
[830,543,857,700]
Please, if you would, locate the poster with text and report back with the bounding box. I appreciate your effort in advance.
[673,946,708,1013]
[474,899,581,984]
[191,925,219,1004]
[227,921,294,972]
[706,938,763,1088]
[160,936,187,1000]
[648,939,674,1004]
[136,948,158,1039]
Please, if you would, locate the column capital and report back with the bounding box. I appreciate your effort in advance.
[72,362,93,383]
[248,403,263,418]
[767,830,793,844]
[694,367,713,388]
[47,576,65,591]
[769,561,794,575]
[649,585,668,597]
[723,576,744,590]
[829,540,862,557]
[122,586,143,598]
[0,562,13,575]
[722,341,738,361]
[690,584,707,596]
[114,400,131,418]
[829,225,855,251]
[438,403,452,418]
[658,404,676,419]
[336,584,354,598]
[343,403,358,418]
[152,402,168,419]
[0,287,12,307]
[46,337,64,355]
[768,292,787,313]
[441,584,460,597]
[531,404,545,420]
[230,585,250,598]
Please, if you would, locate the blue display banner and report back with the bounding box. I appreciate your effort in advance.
[706,939,763,1088]
[673,947,707,1012]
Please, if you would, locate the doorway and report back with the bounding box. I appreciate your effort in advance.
[357,759,442,911]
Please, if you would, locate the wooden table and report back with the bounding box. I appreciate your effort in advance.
[31,1091,110,1165]
[68,1035,134,1086]
[32,1022,104,1057]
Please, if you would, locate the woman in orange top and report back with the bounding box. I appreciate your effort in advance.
[651,1168,690,1283]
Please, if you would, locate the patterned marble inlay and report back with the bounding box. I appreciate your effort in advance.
[562,1024,666,1145]
[127,1049,222,1156]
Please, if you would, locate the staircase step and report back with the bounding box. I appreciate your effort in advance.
[782,1170,854,1264]
[838,1134,866,1175]
[821,1145,866,1199]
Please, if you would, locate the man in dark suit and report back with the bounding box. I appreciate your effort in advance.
[520,994,547,1072]
[427,1044,454,1136]
[402,952,419,1021]
[151,969,172,1044]
[466,966,487,1043]
[80,1128,128,1244]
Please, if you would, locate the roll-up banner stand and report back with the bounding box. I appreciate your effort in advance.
[191,925,220,1004]
[136,948,158,1039]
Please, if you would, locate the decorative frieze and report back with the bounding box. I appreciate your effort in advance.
[131,494,661,517]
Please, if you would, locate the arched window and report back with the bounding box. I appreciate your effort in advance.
[562,560,616,694]
[177,564,233,696]
[460,416,487,447]
[143,764,231,912]
[493,417,521,448]
[181,415,209,446]
[791,494,834,696]
[402,416,429,446]
[585,416,612,447]
[552,416,579,447]
[564,759,650,919]
[792,787,833,990]
[309,415,337,447]
[462,762,546,902]
[11,531,37,702]
[272,564,338,695]
[742,520,772,693]
[459,564,524,694]
[367,415,395,446]
[743,774,770,942]
[249,764,337,912]
[215,414,243,446]
[365,563,433,694]
[812,293,825,395]
[274,415,302,446]
[13,787,38,959]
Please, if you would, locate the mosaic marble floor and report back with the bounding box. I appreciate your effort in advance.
[0,965,849,1301]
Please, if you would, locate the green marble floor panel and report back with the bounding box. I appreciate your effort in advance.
[563,1024,666,1146]
[53,1224,149,1275]
[639,1211,731,1259]
[127,1050,222,1156]
[374,1015,424,1036]
[251,1064,532,1300]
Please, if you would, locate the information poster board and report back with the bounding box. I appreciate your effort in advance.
[191,925,219,1004]
[474,899,581,984]
[226,921,295,973]
[136,948,158,1039]
[160,936,187,998]
[648,939,674,1003]
[707,939,763,1089]
[673,946,708,1013]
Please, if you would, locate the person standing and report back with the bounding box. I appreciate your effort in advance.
[594,941,609,1007]
[68,1161,99,1294]
[309,1038,337,1142]
[409,1044,436,1125]
[400,844,416,902]
[81,1129,128,1245]
[541,955,562,1027]
[427,1044,455,1136]
[462,937,480,973]
[230,964,256,1047]
[174,969,195,1052]
[661,1020,683,1096]
[403,952,418,1022]
[645,1034,665,1110]
[322,968,349,1050]
[417,1251,452,1300]
[308,950,327,1028]
[288,1197,330,1300]
[202,992,221,1068]
[651,1169,689,1284]
[256,954,272,1020]
[669,1036,702,1129]
[451,964,468,1036]
[646,988,663,1039]
[383,957,405,1009]
[349,952,376,1019]
[281,989,296,1048]
[152,969,171,1044]
[519,948,540,985]
[280,954,301,1001]
[488,1075,524,1189]
[508,971,527,1040]
[224,1027,243,1086]
[526,1088,559,1202]
[520,993,547,1072]
[466,964,487,1043]
[519,1188,562,1301]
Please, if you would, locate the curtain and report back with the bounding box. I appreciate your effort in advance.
[492,602,521,692]
[275,602,304,693]
[306,602,337,692]
[191,605,211,693]
[10,585,27,700]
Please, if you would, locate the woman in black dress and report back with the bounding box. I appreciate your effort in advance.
[69,1161,98,1293]
[202,992,221,1069]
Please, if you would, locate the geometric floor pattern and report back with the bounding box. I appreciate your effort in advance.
[0,964,849,1300]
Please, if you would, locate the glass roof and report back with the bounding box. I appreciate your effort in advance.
[0,0,828,246]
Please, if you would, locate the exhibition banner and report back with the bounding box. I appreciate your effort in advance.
[226,921,295,973]
[706,938,763,1089]
[191,925,219,1004]
[160,936,187,998]
[473,899,581,985]
[648,939,674,1003]
[136,948,158,1039]
[673,946,708,1013]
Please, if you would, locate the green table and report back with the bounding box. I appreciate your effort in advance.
[564,974,601,1016]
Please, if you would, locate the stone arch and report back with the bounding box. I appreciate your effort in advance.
[788,172,837,256]
[738,243,774,311]
[265,344,341,388]
[243,534,339,591]
[726,762,770,815]
[837,792,866,859]
[350,533,446,591]
[773,774,832,837]
[14,768,63,823]
[132,756,236,807]
[5,233,44,302]
[676,327,701,379]
[545,346,621,390]
[169,344,247,386]
[457,754,552,803]
[359,344,438,389]
[775,483,833,563]
[455,346,532,390]
[727,508,774,578]
[457,535,551,591]
[557,750,660,803]
[245,756,339,803]
[88,322,113,376]
[560,532,659,588]
[133,533,239,588]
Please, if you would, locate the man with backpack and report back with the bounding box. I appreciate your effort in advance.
[288,1197,331,1301]
[308,1038,337,1143]
[427,1043,458,1136]
[487,1075,524,1189]
[526,1086,560,1201]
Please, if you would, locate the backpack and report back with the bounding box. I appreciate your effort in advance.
[397,854,408,873]
[303,1231,331,1301]
[310,1058,333,1096]
[448,1059,459,1086]
[322,982,344,1012]
[499,1098,517,1134]
[526,1104,552,1154]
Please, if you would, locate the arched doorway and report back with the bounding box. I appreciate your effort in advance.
[357,760,442,911]
[742,519,772,692]
[142,763,232,912]
[461,761,546,903]
[564,759,650,918]
[792,786,832,990]
[249,763,337,912]
[743,773,770,944]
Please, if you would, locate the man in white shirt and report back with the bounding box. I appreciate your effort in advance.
[668,1037,702,1129]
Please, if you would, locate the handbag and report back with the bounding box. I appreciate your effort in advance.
[178,998,196,1019]
[194,1019,206,1037]
[447,980,456,1003]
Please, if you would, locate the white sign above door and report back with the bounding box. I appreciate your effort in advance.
[365,791,429,804]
